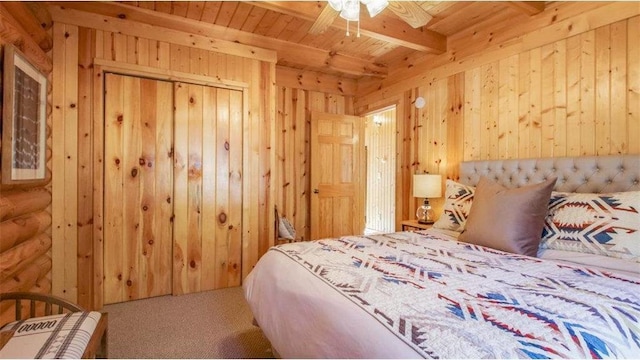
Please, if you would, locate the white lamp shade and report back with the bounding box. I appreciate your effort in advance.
[413,174,442,198]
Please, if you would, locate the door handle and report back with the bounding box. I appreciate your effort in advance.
[313,189,319,194]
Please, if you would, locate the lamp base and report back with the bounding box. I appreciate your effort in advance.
[416,198,435,225]
[417,219,434,225]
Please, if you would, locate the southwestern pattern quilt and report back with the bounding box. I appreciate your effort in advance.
[273,231,640,359]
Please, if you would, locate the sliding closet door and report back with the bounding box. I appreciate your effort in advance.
[173,83,243,295]
[104,73,174,304]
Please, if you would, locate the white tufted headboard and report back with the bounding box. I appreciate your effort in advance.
[459,154,640,193]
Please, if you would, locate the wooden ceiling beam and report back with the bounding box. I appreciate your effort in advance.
[386,1,433,29]
[250,1,446,54]
[276,66,358,96]
[47,2,386,78]
[507,2,545,16]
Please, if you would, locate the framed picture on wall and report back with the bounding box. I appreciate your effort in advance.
[2,44,47,184]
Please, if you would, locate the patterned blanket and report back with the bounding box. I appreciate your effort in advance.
[273,231,640,359]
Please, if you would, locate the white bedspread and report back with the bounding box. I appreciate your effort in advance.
[243,229,640,358]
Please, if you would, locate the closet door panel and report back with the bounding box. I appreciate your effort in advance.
[187,84,204,293]
[122,75,142,302]
[104,74,125,304]
[214,89,230,290]
[173,82,206,294]
[174,83,242,294]
[104,73,173,304]
[227,89,243,287]
[148,80,174,298]
[201,87,218,291]
[172,82,189,295]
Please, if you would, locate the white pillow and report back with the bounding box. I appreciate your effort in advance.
[432,180,475,232]
[540,191,640,262]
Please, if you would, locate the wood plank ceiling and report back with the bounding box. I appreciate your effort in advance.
[46,1,543,81]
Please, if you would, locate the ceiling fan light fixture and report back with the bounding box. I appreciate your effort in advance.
[363,0,388,18]
[329,0,387,37]
[339,0,360,21]
[327,0,343,12]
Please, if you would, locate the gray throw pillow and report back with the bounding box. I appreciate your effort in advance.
[458,176,556,257]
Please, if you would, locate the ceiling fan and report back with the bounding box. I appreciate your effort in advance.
[309,0,435,36]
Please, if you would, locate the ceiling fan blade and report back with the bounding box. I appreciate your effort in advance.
[386,1,433,28]
[309,4,339,35]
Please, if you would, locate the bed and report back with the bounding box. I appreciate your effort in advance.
[243,154,640,358]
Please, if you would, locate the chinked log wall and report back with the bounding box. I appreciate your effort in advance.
[0,4,54,324]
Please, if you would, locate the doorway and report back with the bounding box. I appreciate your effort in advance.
[364,107,397,234]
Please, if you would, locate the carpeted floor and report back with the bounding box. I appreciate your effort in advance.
[103,287,274,358]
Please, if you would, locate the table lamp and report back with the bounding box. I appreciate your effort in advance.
[413,174,442,224]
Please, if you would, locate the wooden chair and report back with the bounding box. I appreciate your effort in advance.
[0,292,108,358]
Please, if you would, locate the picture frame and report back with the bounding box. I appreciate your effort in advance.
[1,44,48,184]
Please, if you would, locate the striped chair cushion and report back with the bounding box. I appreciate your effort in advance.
[0,311,101,359]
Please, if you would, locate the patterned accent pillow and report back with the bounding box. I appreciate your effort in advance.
[278,217,296,240]
[540,191,640,262]
[432,180,475,232]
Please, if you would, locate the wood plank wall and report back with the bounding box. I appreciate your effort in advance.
[50,12,275,308]
[273,88,355,242]
[357,12,640,226]
[0,5,54,323]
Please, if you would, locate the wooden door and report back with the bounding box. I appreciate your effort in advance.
[310,111,365,240]
[104,73,174,304]
[173,83,243,295]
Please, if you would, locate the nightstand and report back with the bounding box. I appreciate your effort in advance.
[401,219,433,231]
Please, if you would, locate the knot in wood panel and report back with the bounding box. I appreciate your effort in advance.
[218,212,227,224]
[131,168,138,177]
